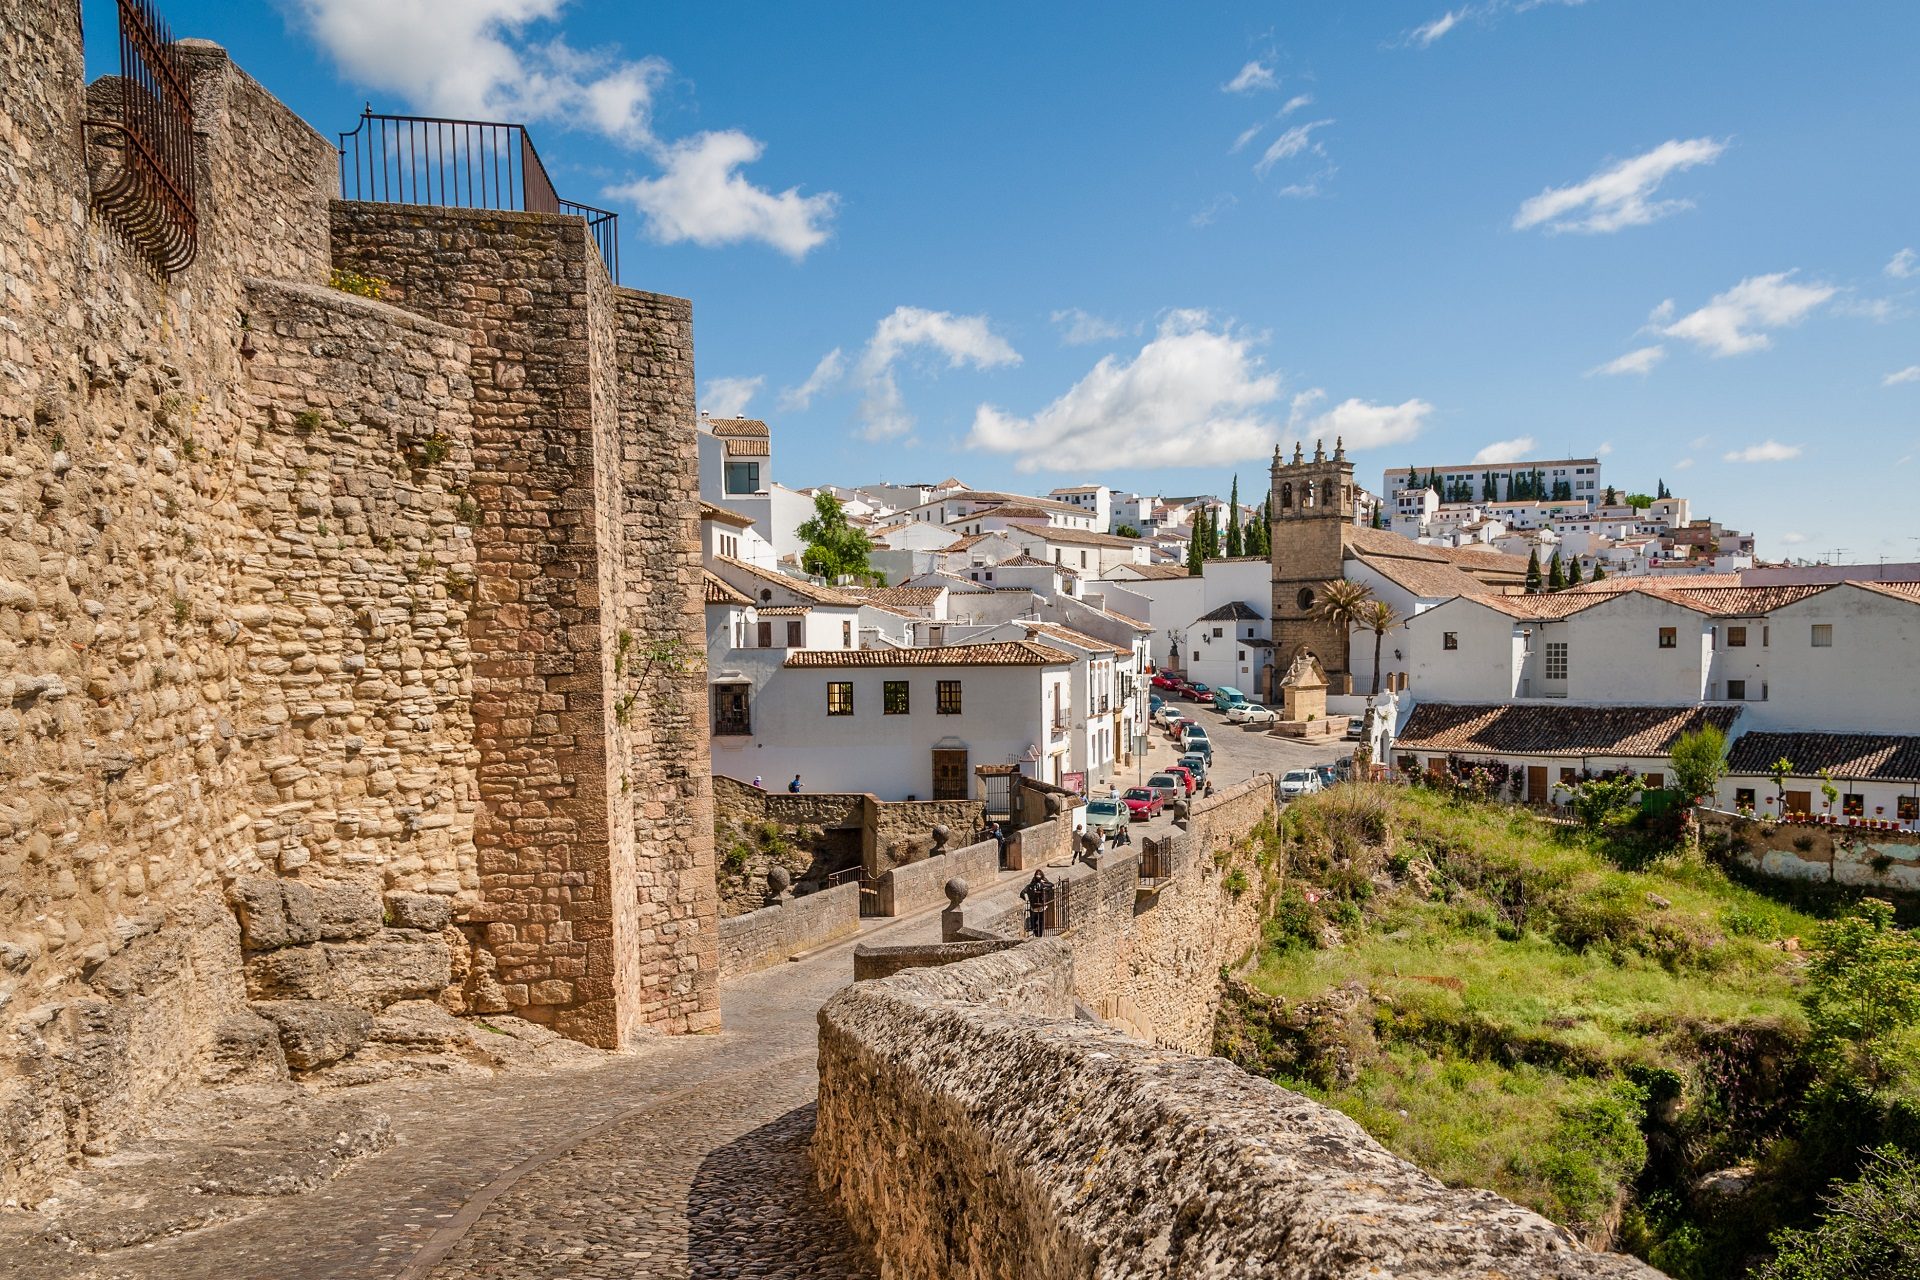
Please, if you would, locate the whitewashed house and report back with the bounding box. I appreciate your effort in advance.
[697,416,817,563]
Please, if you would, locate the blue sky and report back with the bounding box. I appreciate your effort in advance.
[104,1,1920,559]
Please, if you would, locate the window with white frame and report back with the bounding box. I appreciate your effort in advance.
[1544,642,1568,680]
[1811,624,1833,647]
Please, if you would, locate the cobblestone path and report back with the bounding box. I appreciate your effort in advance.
[14,869,1034,1280]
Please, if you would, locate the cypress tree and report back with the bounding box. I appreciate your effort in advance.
[1225,477,1243,557]
[1547,551,1566,591]
[1567,557,1584,586]
[1525,548,1543,594]
[1186,527,1203,576]
[1591,564,1607,582]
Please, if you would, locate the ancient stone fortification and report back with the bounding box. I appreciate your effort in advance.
[815,941,1662,1280]
[1,4,714,1198]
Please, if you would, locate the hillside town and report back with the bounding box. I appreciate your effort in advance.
[7,2,1920,1279]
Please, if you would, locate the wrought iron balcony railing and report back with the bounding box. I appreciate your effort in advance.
[87,0,198,276]
[337,109,620,282]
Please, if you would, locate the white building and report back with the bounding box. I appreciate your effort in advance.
[1175,601,1274,698]
[1381,457,1604,508]
[1048,484,1112,531]
[697,416,817,564]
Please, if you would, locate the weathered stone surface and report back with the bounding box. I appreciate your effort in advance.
[252,1001,371,1070]
[229,878,320,952]
[309,879,383,941]
[367,999,476,1050]
[323,931,452,1010]
[202,1011,287,1084]
[243,945,339,1002]
[383,891,452,933]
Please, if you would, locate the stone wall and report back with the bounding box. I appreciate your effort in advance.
[711,775,864,914]
[717,882,860,978]
[329,204,718,1046]
[0,4,714,1196]
[814,940,1660,1280]
[949,775,1276,1050]
[1701,808,1920,894]
[874,838,1001,918]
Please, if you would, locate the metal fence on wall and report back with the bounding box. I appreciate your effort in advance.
[87,0,198,275]
[337,109,620,282]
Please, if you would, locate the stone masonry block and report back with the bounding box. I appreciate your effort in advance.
[383,891,453,932]
[252,1001,372,1071]
[323,930,453,1011]
[243,944,340,1002]
[229,877,320,951]
[308,878,384,941]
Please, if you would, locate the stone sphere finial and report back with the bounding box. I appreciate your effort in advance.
[767,866,792,899]
[945,877,969,908]
[931,823,951,852]
[1045,794,1063,816]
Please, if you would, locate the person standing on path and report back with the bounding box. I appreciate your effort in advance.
[788,775,802,793]
[1020,870,1053,937]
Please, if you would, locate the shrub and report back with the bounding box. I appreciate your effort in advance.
[1756,1146,1920,1280]
[329,268,387,298]
[1803,898,1920,1089]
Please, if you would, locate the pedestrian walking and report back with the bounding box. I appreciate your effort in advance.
[788,775,802,793]
[751,775,764,789]
[1020,870,1053,938]
[987,821,1009,868]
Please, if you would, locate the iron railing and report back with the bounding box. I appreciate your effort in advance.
[1041,876,1071,932]
[337,109,620,282]
[828,865,884,918]
[88,0,198,275]
[1138,837,1172,886]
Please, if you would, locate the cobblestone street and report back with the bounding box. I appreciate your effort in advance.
[2,872,1044,1280]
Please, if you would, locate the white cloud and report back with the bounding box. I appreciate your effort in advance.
[610,131,836,260]
[1594,441,1613,456]
[1588,345,1667,377]
[1190,194,1238,228]
[1885,365,1920,387]
[1051,309,1127,346]
[1303,398,1434,450]
[1673,457,1694,470]
[1513,138,1726,234]
[1230,123,1265,154]
[842,308,1021,440]
[780,349,846,411]
[701,375,762,418]
[1223,61,1278,94]
[1659,272,1836,357]
[1410,9,1466,45]
[1778,531,1810,546]
[1722,440,1802,463]
[1280,93,1314,116]
[967,311,1282,472]
[1834,296,1900,323]
[1887,248,1918,279]
[1471,436,1537,464]
[1255,120,1333,176]
[297,0,837,259]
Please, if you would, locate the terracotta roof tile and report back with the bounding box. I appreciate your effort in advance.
[1396,702,1742,758]
[723,438,770,457]
[707,418,768,438]
[711,555,862,606]
[699,501,756,529]
[1021,622,1132,657]
[703,570,752,606]
[1727,731,1920,783]
[849,585,948,609]
[783,641,1074,668]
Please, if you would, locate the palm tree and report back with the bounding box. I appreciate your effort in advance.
[1357,599,1403,697]
[1314,579,1374,691]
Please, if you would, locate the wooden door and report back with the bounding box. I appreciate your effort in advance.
[932,750,969,801]
[1783,789,1812,818]
[1527,766,1548,805]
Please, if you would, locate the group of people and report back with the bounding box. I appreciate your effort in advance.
[749,775,805,793]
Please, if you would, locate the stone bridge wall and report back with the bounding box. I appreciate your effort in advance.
[814,940,1661,1280]
[874,838,1001,918]
[717,882,860,978]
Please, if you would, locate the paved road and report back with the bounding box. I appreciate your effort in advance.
[7,872,1050,1280]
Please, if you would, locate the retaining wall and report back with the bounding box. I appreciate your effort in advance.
[815,941,1660,1280]
[1702,809,1920,894]
[875,838,1001,917]
[718,882,860,978]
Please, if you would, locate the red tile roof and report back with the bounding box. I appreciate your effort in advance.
[703,570,752,606]
[1726,731,1920,783]
[784,641,1074,668]
[711,555,862,606]
[699,501,756,528]
[1396,702,1742,758]
[707,418,768,438]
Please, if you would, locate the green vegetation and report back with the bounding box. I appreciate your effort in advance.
[796,491,880,584]
[1218,784,1920,1277]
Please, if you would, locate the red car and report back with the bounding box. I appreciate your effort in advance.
[1121,787,1163,820]
[1150,673,1179,691]
[1165,716,1192,742]
[1164,765,1196,795]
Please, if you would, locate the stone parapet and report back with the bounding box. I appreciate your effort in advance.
[815,939,1662,1280]
[874,838,1001,917]
[718,882,860,979]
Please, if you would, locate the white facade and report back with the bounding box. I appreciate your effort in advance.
[1176,604,1273,697]
[1381,458,1604,507]
[1093,556,1270,671]
[1048,485,1112,531]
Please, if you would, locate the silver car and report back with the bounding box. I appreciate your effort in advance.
[1278,768,1322,800]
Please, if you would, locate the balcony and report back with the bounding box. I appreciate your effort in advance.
[713,712,752,737]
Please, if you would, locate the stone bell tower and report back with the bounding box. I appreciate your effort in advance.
[1268,437,1357,696]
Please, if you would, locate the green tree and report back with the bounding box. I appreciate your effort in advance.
[1225,477,1243,557]
[1568,773,1643,830]
[1758,1146,1920,1280]
[1819,769,1840,815]
[1525,548,1543,594]
[796,492,878,583]
[1356,598,1403,698]
[1547,550,1566,590]
[1656,478,1671,500]
[1769,756,1796,813]
[1590,564,1606,582]
[1186,529,1203,576]
[1603,485,1618,505]
[1803,899,1920,1088]
[1668,724,1728,802]
[1566,557,1584,586]
[1116,523,1141,539]
[1315,580,1374,680]
[1624,493,1655,510]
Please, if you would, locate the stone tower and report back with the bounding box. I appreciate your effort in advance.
[1268,437,1357,696]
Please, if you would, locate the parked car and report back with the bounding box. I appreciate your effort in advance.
[1278,768,1321,799]
[1177,752,1208,784]
[1334,755,1354,781]
[1145,773,1182,803]
[1164,765,1196,795]
[1343,717,1366,741]
[1226,701,1275,726]
[1148,693,1165,714]
[1316,764,1340,790]
[1084,798,1128,837]
[1165,716,1193,741]
[1180,724,1213,760]
[1211,685,1246,713]
[1153,705,1184,728]
[1183,681,1213,702]
[1151,673,1179,691]
[1121,787,1164,820]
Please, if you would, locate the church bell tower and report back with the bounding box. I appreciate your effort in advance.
[1268,436,1357,696]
